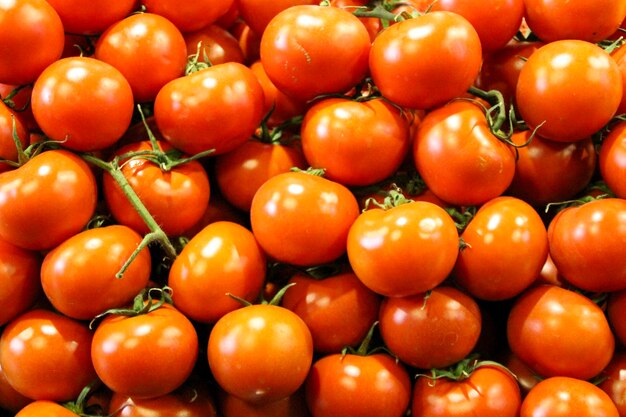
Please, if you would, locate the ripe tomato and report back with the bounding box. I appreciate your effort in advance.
[369,11,482,110]
[305,352,412,417]
[599,352,626,416]
[184,24,245,66]
[516,40,622,142]
[45,0,137,35]
[31,57,135,151]
[0,150,97,251]
[0,362,32,413]
[0,309,97,402]
[218,388,311,417]
[250,171,359,267]
[91,303,199,399]
[378,286,481,369]
[413,100,515,206]
[0,238,40,327]
[0,0,64,85]
[14,401,79,417]
[102,141,211,237]
[207,303,314,404]
[300,98,411,186]
[507,285,615,380]
[347,200,459,297]
[154,62,265,156]
[330,0,381,41]
[140,0,233,33]
[40,225,152,321]
[260,5,371,102]
[600,121,626,199]
[548,198,626,292]
[607,289,626,347]
[611,43,626,115]
[454,196,549,301]
[0,100,28,172]
[521,376,619,417]
[236,0,318,37]
[168,221,267,324]
[0,83,37,131]
[95,13,187,103]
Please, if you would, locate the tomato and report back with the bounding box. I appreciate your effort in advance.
[611,43,626,115]
[516,40,622,143]
[260,5,371,102]
[236,0,318,37]
[330,0,381,42]
[281,271,381,354]
[182,191,250,238]
[600,121,626,199]
[154,62,265,156]
[305,352,412,417]
[40,225,152,321]
[0,0,64,85]
[0,309,97,402]
[0,83,37,131]
[454,196,549,300]
[300,98,411,187]
[0,238,40,327]
[411,364,521,417]
[250,171,359,267]
[95,13,187,103]
[523,0,626,43]
[507,285,615,380]
[140,0,233,33]
[521,376,619,417]
[0,150,98,251]
[502,352,540,396]
[214,138,307,212]
[31,57,135,152]
[413,100,516,206]
[230,20,262,65]
[0,100,28,172]
[369,11,482,110]
[607,289,626,347]
[548,198,626,292]
[45,0,137,35]
[207,303,314,404]
[184,24,245,66]
[14,401,79,417]
[507,130,597,207]
[0,362,31,413]
[599,352,626,416]
[102,141,211,237]
[218,388,311,417]
[347,200,458,297]
[379,286,481,369]
[91,303,199,399]
[168,221,267,324]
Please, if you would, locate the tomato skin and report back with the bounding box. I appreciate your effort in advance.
[95,13,187,103]
[516,40,623,143]
[0,150,98,251]
[260,5,371,102]
[168,221,267,324]
[31,57,135,151]
[91,303,199,399]
[411,366,521,417]
[0,309,97,402]
[454,196,549,301]
[0,361,32,413]
[14,401,79,417]
[507,285,615,380]
[305,353,412,417]
[236,0,317,36]
[378,287,481,369]
[0,0,64,85]
[184,24,245,66]
[548,198,626,292]
[600,121,626,199]
[219,388,311,417]
[300,98,411,187]
[607,289,626,347]
[521,376,619,417]
[369,11,482,110]
[154,62,265,156]
[141,0,233,33]
[0,238,40,327]
[45,0,137,35]
[0,100,28,172]
[599,352,626,416]
[207,304,314,404]
[611,44,626,115]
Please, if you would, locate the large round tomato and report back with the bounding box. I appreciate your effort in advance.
[140,0,233,33]
[600,120,626,199]
[0,150,98,251]
[45,0,137,35]
[507,285,615,380]
[369,11,482,110]
[0,238,40,327]
[516,40,622,142]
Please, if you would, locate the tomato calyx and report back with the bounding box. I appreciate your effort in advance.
[62,380,110,417]
[444,206,477,233]
[349,0,414,28]
[341,320,392,357]
[0,84,29,111]
[185,41,212,75]
[290,166,327,177]
[229,282,297,308]
[417,355,517,383]
[544,193,612,214]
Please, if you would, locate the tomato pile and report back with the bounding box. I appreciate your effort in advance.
[2,0,626,416]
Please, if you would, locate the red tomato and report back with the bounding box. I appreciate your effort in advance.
[600,121,626,199]
[168,221,266,324]
[140,0,233,33]
[0,100,28,171]
[236,0,317,37]
[260,5,371,102]
[207,303,314,404]
[0,309,97,402]
[548,198,626,292]
[611,43,626,115]
[502,352,540,396]
[219,388,311,417]
[347,201,459,297]
[91,303,199,399]
[378,286,481,369]
[0,0,64,85]
[305,352,412,417]
[330,0,381,41]
[184,24,245,66]
[31,57,135,151]
[0,150,98,251]
[0,238,40,327]
[0,83,37,131]
[300,98,411,186]
[250,171,360,267]
[102,141,211,237]
[369,11,482,110]
[599,352,626,416]
[45,0,137,35]
[154,62,265,156]
[521,377,619,417]
[0,362,32,413]
[230,20,261,64]
[507,285,615,380]
[607,289,626,347]
[14,401,79,417]
[516,40,622,142]
[95,13,187,103]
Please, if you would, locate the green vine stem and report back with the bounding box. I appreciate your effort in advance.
[417,355,518,383]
